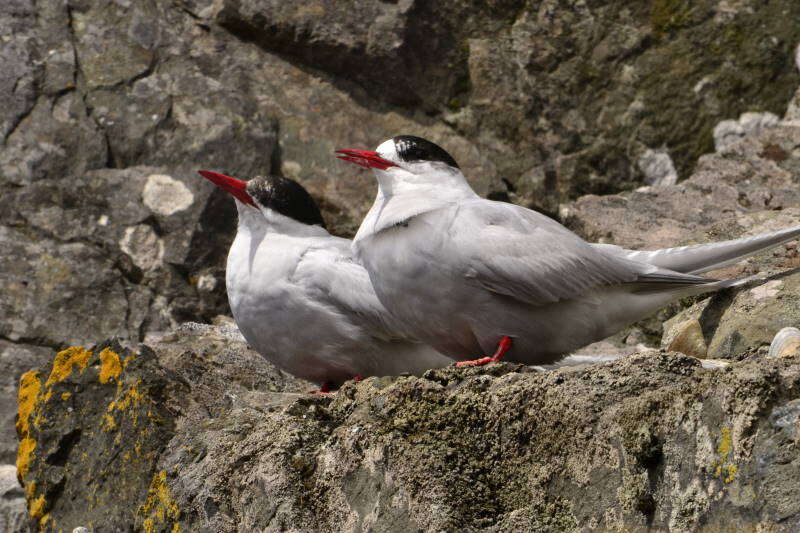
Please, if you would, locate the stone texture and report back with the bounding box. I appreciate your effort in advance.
[16,328,800,531]
[4,0,800,528]
[14,327,309,531]
[562,109,800,352]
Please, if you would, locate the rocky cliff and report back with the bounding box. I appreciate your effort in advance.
[4,0,800,530]
[13,324,800,532]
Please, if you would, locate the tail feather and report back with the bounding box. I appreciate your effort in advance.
[594,225,800,274]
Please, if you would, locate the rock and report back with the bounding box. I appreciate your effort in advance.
[662,319,708,358]
[0,463,27,533]
[638,148,678,187]
[15,327,308,531]
[563,115,800,251]
[714,112,780,152]
[0,342,51,464]
[16,331,800,531]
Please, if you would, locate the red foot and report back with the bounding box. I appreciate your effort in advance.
[455,336,513,367]
[353,375,364,383]
[309,382,333,394]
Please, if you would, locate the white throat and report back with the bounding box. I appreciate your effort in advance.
[354,164,477,243]
[235,201,329,238]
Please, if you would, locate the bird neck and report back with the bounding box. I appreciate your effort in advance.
[235,201,329,238]
[354,168,478,242]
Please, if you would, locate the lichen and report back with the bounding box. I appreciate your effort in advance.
[29,494,46,519]
[17,437,36,480]
[61,392,72,401]
[711,427,737,483]
[46,347,92,386]
[16,371,42,480]
[138,471,181,533]
[99,348,123,384]
[17,371,41,437]
[103,413,117,431]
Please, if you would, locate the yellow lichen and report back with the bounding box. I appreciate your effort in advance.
[99,348,123,384]
[139,471,181,532]
[61,392,72,401]
[17,437,36,479]
[717,427,732,458]
[102,413,117,431]
[46,347,92,386]
[16,371,41,437]
[17,371,42,481]
[711,427,737,483]
[25,481,37,500]
[108,380,143,412]
[29,493,46,519]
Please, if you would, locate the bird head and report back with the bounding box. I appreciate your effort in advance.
[197,170,326,229]
[336,135,466,197]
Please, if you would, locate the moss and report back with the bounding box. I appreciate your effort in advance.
[650,0,695,35]
[46,347,92,386]
[99,348,123,384]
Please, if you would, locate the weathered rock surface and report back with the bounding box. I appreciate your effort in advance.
[5,0,800,529]
[14,325,309,532]
[16,326,800,531]
[563,96,800,354]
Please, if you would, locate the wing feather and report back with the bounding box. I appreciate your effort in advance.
[451,200,715,305]
[291,241,410,342]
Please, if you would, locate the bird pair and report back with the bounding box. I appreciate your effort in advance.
[200,135,800,391]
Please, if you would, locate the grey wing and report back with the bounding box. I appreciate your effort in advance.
[292,243,411,342]
[452,201,715,306]
[592,225,800,274]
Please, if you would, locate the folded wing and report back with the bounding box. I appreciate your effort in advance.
[453,200,720,306]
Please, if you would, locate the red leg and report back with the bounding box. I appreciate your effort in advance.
[309,382,333,394]
[455,336,513,367]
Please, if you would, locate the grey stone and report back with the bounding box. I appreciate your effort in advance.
[638,148,678,186]
[17,333,800,531]
[0,464,26,533]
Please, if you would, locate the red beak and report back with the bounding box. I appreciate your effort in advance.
[335,149,397,171]
[197,170,256,207]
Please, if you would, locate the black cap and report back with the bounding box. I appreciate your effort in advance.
[392,135,460,169]
[245,175,327,229]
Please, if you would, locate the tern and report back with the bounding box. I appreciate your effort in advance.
[197,170,454,390]
[337,135,800,366]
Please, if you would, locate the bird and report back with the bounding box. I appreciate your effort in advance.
[197,170,454,391]
[336,135,800,367]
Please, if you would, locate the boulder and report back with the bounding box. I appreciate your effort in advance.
[15,325,800,531]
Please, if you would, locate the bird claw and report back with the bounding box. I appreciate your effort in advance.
[454,356,495,367]
[453,336,513,368]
